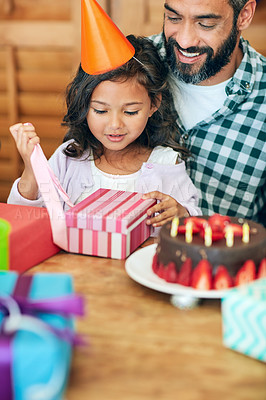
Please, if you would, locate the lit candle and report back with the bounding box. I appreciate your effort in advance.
[185,221,193,243]
[170,216,179,237]
[225,226,234,247]
[204,224,212,247]
[242,222,250,243]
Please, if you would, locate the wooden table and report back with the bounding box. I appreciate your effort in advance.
[30,239,266,400]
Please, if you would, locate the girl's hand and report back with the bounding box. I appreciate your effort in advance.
[143,191,189,227]
[9,122,40,200]
[9,123,40,167]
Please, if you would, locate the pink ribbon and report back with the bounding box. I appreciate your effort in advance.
[30,144,73,250]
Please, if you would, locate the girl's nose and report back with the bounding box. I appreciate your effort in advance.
[109,112,123,130]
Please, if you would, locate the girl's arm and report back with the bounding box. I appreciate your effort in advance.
[142,191,190,227]
[9,123,40,200]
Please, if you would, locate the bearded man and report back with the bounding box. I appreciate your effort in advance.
[150,0,266,226]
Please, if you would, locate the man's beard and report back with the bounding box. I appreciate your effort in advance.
[163,23,239,84]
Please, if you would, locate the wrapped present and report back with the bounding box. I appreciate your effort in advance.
[0,203,60,273]
[65,189,156,259]
[221,278,266,362]
[0,271,84,400]
[29,145,156,260]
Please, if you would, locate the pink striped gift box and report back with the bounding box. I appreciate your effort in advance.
[65,189,156,259]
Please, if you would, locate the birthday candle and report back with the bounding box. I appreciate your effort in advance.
[185,221,193,243]
[225,226,234,247]
[204,224,212,247]
[242,222,250,243]
[170,216,179,237]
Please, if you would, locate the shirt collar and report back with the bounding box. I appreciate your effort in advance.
[226,37,255,95]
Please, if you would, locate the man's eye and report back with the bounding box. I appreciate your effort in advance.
[166,15,181,23]
[93,109,106,114]
[199,22,216,29]
[125,110,139,115]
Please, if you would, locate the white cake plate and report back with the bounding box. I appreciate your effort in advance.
[125,244,228,307]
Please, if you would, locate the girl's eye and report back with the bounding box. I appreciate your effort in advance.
[93,108,107,114]
[124,110,139,116]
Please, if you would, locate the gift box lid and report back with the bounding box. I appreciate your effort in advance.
[65,189,156,234]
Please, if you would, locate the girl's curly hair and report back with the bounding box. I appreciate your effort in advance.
[62,34,189,160]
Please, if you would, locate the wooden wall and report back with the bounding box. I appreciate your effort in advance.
[0,0,265,202]
[242,0,266,56]
[0,0,80,201]
[111,0,163,36]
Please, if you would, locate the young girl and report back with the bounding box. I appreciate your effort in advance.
[8,35,201,227]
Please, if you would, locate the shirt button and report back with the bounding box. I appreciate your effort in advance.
[183,134,189,140]
[244,82,250,89]
[146,163,153,169]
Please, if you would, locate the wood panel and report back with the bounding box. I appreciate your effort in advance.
[243,0,266,56]
[17,71,70,92]
[0,0,85,202]
[0,22,76,47]
[0,0,71,20]
[111,0,163,36]
[17,49,74,71]
[0,136,20,181]
[18,93,65,116]
[0,93,8,114]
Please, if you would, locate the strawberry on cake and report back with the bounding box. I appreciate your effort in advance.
[152,214,266,291]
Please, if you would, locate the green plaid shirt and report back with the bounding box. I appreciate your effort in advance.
[150,34,266,226]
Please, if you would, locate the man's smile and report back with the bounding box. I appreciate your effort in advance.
[175,46,205,64]
[179,48,201,58]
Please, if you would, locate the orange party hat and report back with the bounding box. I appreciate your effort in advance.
[81,0,135,75]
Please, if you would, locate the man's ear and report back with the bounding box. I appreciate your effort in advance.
[237,0,256,31]
[149,93,162,117]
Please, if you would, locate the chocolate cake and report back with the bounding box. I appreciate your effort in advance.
[153,215,266,290]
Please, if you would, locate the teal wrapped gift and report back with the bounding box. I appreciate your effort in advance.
[0,272,84,400]
[222,278,266,362]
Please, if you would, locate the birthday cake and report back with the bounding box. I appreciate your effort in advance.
[153,215,266,290]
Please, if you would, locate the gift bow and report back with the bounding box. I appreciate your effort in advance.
[0,294,86,345]
[11,293,85,317]
[0,275,86,400]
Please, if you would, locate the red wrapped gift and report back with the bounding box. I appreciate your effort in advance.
[0,203,60,273]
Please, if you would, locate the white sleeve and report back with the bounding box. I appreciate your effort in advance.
[7,178,44,207]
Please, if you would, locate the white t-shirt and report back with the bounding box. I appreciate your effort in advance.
[76,146,179,203]
[169,75,231,130]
